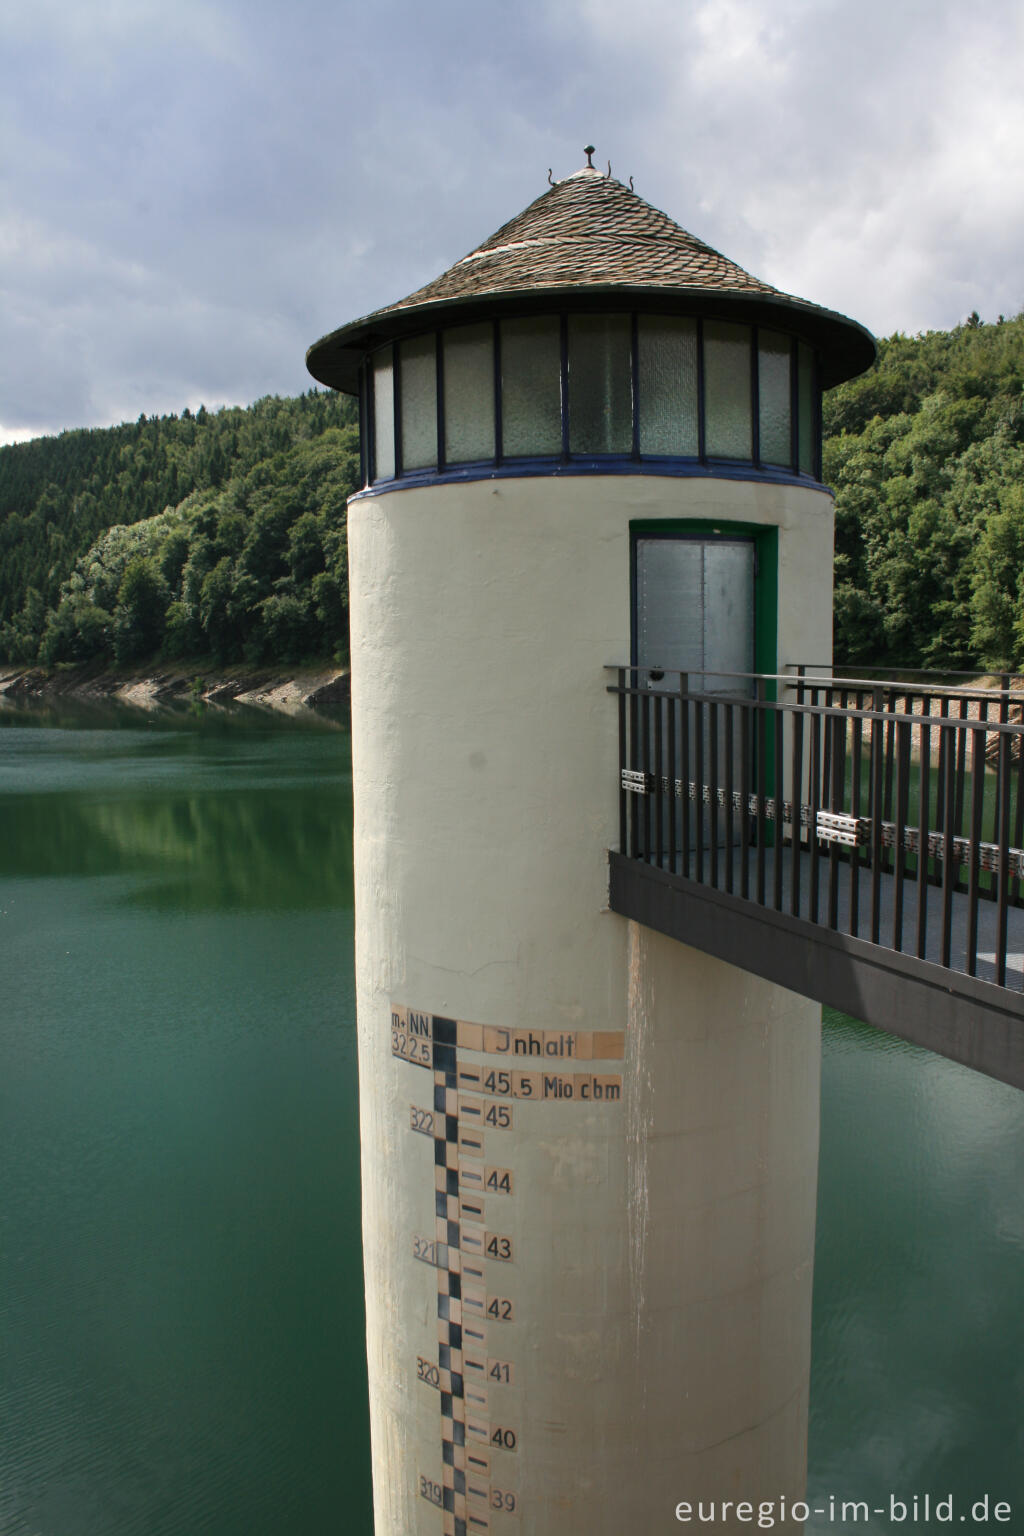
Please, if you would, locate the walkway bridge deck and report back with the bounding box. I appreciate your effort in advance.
[607,668,1024,1090]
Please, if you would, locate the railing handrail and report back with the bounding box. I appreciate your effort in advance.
[790,661,1024,684]
[606,674,1024,738]
[604,663,1024,703]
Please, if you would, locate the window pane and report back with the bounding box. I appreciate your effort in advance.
[444,324,495,463]
[568,314,631,454]
[758,331,792,467]
[501,316,562,457]
[372,347,395,481]
[637,316,698,456]
[703,321,752,459]
[798,343,816,475]
[399,334,437,471]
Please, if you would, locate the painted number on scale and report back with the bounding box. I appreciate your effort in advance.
[410,1106,434,1136]
[412,1235,439,1265]
[417,1356,440,1388]
[490,1425,517,1451]
[485,1103,513,1129]
[485,1232,513,1262]
[485,1167,513,1195]
[419,1475,443,1507]
[486,1296,514,1322]
[488,1358,514,1384]
[393,1027,431,1067]
[491,1488,518,1512]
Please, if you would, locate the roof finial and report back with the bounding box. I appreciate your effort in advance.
[584,144,595,169]
[548,168,555,186]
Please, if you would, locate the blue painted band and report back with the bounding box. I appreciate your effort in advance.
[349,457,830,502]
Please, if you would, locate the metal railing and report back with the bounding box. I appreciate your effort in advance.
[607,666,1024,990]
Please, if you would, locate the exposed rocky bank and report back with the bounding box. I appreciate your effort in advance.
[0,661,351,715]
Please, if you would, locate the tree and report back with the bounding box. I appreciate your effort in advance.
[111,558,170,663]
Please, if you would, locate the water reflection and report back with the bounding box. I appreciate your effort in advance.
[0,711,353,910]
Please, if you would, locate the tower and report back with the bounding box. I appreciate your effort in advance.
[307,153,874,1536]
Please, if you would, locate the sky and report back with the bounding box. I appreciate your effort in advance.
[2,0,1023,445]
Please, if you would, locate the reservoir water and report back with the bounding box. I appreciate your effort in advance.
[1,707,1021,1534]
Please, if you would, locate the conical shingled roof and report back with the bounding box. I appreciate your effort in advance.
[386,169,779,307]
[307,165,874,393]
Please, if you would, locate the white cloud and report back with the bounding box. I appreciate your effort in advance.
[0,424,49,447]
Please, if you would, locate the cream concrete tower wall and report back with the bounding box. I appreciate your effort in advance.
[349,470,831,1536]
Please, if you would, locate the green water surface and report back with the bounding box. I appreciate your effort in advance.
[0,704,369,1536]
[1,704,1021,1534]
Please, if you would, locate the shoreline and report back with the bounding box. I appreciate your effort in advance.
[0,660,351,717]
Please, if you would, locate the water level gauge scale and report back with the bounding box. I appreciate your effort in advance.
[391,1004,625,1534]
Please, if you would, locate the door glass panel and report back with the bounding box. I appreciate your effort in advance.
[636,538,703,680]
[702,542,756,695]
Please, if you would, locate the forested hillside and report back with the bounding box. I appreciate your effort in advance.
[0,392,358,666]
[2,313,1023,672]
[827,311,1024,670]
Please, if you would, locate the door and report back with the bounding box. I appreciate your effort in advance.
[633,535,757,854]
[634,535,755,693]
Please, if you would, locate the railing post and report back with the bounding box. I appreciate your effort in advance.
[653,679,664,871]
[882,682,896,874]
[915,711,931,960]
[694,684,705,886]
[789,700,804,918]
[772,698,784,910]
[739,695,750,901]
[725,701,735,896]
[641,675,653,863]
[628,668,640,859]
[755,675,767,907]
[667,685,678,878]
[940,715,957,969]
[953,693,968,887]
[808,706,821,924]
[935,693,950,846]
[849,692,864,937]
[870,689,884,944]
[709,698,720,891]
[680,673,691,876]
[826,700,845,931]
[1014,689,1024,908]
[997,730,1011,987]
[892,715,910,952]
[966,721,985,976]
[617,667,627,857]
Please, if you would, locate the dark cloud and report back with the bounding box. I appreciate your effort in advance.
[2,0,1022,441]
